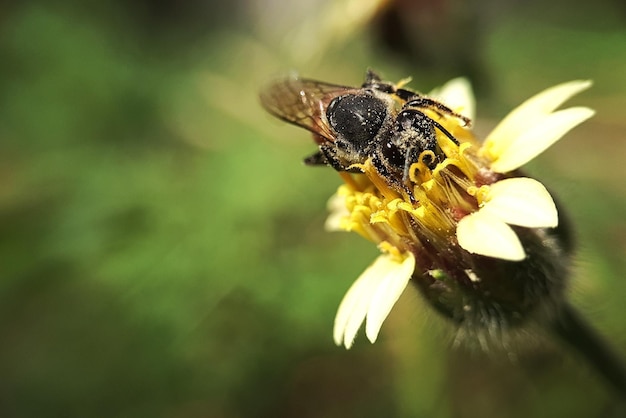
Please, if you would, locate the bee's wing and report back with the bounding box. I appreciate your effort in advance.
[260,76,355,143]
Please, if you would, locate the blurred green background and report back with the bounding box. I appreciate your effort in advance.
[1,0,625,417]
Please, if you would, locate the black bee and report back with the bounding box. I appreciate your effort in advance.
[260,70,471,191]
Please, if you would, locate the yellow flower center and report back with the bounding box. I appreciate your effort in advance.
[332,114,493,256]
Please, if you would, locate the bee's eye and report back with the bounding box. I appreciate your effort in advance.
[381,137,405,168]
[327,94,386,145]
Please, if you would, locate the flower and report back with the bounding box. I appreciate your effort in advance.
[333,243,415,349]
[481,80,594,173]
[456,177,558,261]
[456,81,594,261]
[329,78,594,348]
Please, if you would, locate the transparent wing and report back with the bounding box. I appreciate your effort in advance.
[260,76,356,143]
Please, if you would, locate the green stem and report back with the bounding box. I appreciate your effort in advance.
[549,303,626,399]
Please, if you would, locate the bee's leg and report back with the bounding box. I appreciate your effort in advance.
[404,97,471,127]
[304,149,361,173]
[362,69,384,88]
[309,144,362,173]
[372,154,414,200]
[402,146,418,185]
[303,150,328,166]
[362,70,397,94]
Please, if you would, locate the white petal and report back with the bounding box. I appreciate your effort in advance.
[482,178,558,228]
[429,77,476,121]
[325,192,349,231]
[490,107,595,172]
[457,211,525,261]
[365,252,415,343]
[333,255,390,349]
[483,80,593,161]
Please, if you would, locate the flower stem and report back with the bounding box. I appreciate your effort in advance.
[549,303,626,399]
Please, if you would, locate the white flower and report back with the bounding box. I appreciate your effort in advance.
[324,190,350,231]
[482,80,595,173]
[333,250,415,349]
[456,178,558,260]
[455,80,594,260]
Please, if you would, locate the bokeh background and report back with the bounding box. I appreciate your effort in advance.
[1,0,625,417]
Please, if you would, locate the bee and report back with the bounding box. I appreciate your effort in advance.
[260,70,471,192]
